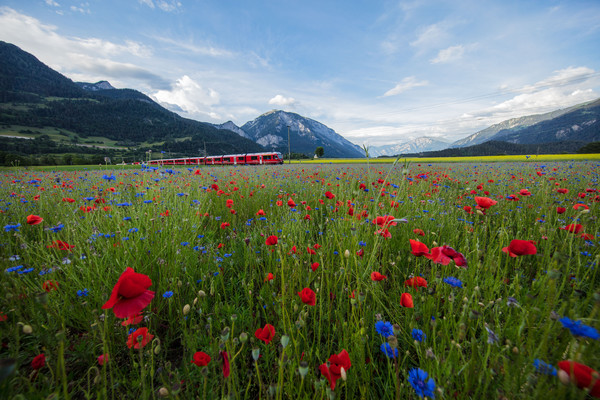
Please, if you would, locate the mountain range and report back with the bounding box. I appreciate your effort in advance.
[1,40,599,165]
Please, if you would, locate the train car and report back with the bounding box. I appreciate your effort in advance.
[141,151,284,166]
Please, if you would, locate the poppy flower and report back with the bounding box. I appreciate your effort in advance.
[556,207,566,214]
[557,188,569,194]
[264,273,275,282]
[319,349,351,390]
[265,235,278,246]
[31,354,45,370]
[475,196,497,209]
[371,271,387,281]
[400,293,414,308]
[519,189,531,196]
[47,240,75,251]
[463,205,473,214]
[425,247,452,265]
[573,204,589,210]
[298,288,317,306]
[373,215,397,227]
[311,262,320,272]
[557,361,600,398]
[502,240,537,257]
[121,314,144,326]
[287,199,296,207]
[409,240,430,257]
[220,222,230,229]
[375,228,392,238]
[42,280,59,292]
[325,191,335,199]
[441,245,468,267]
[26,215,43,225]
[255,323,275,344]
[560,224,583,234]
[97,353,109,366]
[580,233,595,240]
[126,327,154,349]
[221,351,230,378]
[191,351,211,367]
[102,267,155,318]
[62,197,76,203]
[404,277,428,289]
[413,228,425,236]
[256,209,266,216]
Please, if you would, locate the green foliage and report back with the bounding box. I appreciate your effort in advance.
[315,146,324,158]
[577,141,600,154]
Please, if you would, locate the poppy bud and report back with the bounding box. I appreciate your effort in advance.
[22,324,33,334]
[298,361,309,378]
[158,387,169,397]
[344,250,350,258]
[281,335,290,348]
[183,304,190,315]
[198,290,206,298]
[252,348,260,361]
[340,366,347,381]
[239,332,248,343]
[557,369,571,385]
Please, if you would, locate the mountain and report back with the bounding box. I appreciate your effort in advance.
[451,100,599,147]
[211,121,251,139]
[0,41,264,159]
[368,137,449,157]
[241,110,365,158]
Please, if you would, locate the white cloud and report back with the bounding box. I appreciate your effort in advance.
[152,75,220,118]
[45,0,60,7]
[383,76,428,97]
[410,23,448,50]
[431,44,465,64]
[268,94,297,107]
[139,0,182,12]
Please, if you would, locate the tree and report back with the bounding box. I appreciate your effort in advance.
[315,146,324,158]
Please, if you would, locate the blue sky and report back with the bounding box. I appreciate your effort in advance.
[1,0,599,146]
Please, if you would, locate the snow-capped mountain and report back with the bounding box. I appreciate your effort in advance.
[211,121,251,139]
[240,110,365,158]
[450,104,582,148]
[76,80,116,91]
[368,137,450,157]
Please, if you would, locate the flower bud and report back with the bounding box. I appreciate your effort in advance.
[298,361,309,378]
[158,387,169,397]
[182,304,190,315]
[252,348,260,361]
[557,369,570,385]
[344,250,350,258]
[239,332,248,343]
[281,335,290,348]
[22,324,33,334]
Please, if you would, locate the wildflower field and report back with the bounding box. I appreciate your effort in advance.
[0,160,599,399]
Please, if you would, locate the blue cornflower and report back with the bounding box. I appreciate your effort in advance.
[103,174,116,181]
[443,276,463,288]
[533,359,557,376]
[375,321,394,337]
[128,228,138,233]
[4,223,21,232]
[380,343,398,359]
[181,242,189,246]
[359,241,367,246]
[17,267,34,274]
[411,328,426,342]
[6,265,24,273]
[408,368,436,398]
[48,224,64,233]
[77,288,89,297]
[559,317,600,340]
[162,291,174,298]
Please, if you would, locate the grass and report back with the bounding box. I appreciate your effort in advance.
[0,160,598,399]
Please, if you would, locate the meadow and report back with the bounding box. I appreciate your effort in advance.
[0,160,599,399]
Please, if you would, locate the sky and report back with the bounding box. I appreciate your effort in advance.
[1,0,600,147]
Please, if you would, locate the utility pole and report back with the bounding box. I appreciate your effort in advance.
[287,125,291,164]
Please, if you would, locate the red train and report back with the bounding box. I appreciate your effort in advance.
[137,151,284,166]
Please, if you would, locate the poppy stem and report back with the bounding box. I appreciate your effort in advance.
[254,360,262,399]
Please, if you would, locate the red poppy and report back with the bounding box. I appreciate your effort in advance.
[325,191,335,199]
[413,228,425,236]
[560,224,584,234]
[221,351,230,378]
[31,354,45,370]
[46,240,75,251]
[370,271,387,281]
[373,215,397,227]
[220,222,230,229]
[319,349,351,390]
[191,351,211,367]
[425,247,452,265]
[287,198,296,207]
[556,207,566,214]
[298,287,317,306]
[441,245,468,267]
[121,314,144,326]
[97,353,109,366]
[42,280,59,292]
[265,235,278,246]
[404,277,428,289]
[463,205,473,214]
[519,189,531,196]
[557,361,600,398]
[573,204,589,210]
[126,327,154,349]
[160,209,170,217]
[256,209,266,216]
[557,188,569,194]
[311,262,320,272]
[580,233,595,240]
[502,240,537,257]
[62,197,76,203]
[26,215,43,225]
[102,267,155,318]
[264,272,275,282]
[400,293,414,308]
[475,196,497,209]
[409,240,430,257]
[374,228,392,239]
[255,323,275,344]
